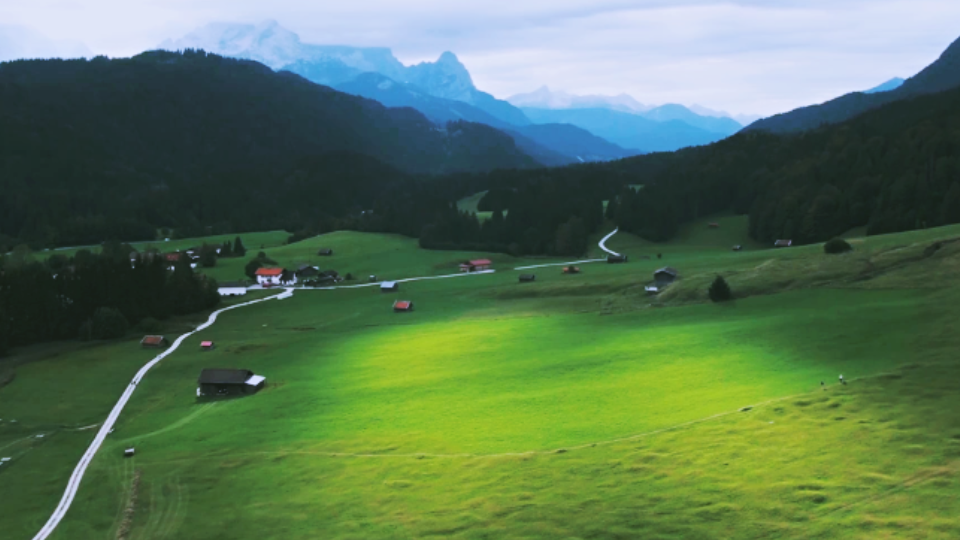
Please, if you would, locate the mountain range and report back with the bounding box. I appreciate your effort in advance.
[159,21,751,154]
[747,36,960,133]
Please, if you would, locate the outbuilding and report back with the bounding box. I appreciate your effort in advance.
[296,265,320,278]
[140,335,169,348]
[519,274,536,282]
[732,245,743,252]
[607,254,628,263]
[217,281,247,296]
[460,259,492,272]
[124,448,135,458]
[197,369,266,397]
[393,300,414,312]
[562,266,581,274]
[654,266,679,286]
[380,281,399,292]
[200,341,215,351]
[774,239,793,248]
[317,248,334,256]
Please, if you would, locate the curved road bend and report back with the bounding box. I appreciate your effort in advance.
[31,288,293,540]
[598,228,620,256]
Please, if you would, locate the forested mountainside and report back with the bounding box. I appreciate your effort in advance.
[746,35,960,133]
[0,50,540,247]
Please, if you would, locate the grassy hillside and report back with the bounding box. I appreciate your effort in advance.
[4,224,960,539]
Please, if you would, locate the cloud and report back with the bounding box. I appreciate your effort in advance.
[1,0,958,115]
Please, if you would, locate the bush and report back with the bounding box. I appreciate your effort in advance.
[824,238,853,254]
[137,317,162,333]
[344,273,354,281]
[708,276,733,303]
[244,258,264,280]
[91,307,129,339]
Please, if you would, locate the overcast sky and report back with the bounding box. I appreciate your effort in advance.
[2,1,959,116]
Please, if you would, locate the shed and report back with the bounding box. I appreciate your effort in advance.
[460,259,492,272]
[562,266,581,274]
[317,248,334,256]
[519,274,536,282]
[393,300,414,312]
[708,222,720,228]
[197,369,266,397]
[653,267,679,286]
[607,254,628,263]
[124,448,135,458]
[297,264,320,278]
[218,281,247,296]
[380,281,399,292]
[732,245,743,252]
[200,341,215,351]
[140,335,169,348]
[774,239,793,248]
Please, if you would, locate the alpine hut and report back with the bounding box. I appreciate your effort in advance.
[200,341,215,351]
[317,248,334,256]
[607,254,628,263]
[393,300,414,312]
[140,335,169,348]
[380,281,399,292]
[519,274,536,282]
[197,369,266,397]
[653,267,679,286]
[774,239,793,248]
[459,259,492,272]
[562,266,581,274]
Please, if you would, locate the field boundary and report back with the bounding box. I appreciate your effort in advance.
[30,288,294,540]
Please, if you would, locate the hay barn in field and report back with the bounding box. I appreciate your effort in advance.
[197,369,266,397]
[519,274,536,282]
[140,335,169,348]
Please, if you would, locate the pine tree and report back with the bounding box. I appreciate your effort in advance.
[233,236,247,257]
[708,276,733,302]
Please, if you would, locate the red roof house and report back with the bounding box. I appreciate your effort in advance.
[255,267,284,277]
[254,267,296,287]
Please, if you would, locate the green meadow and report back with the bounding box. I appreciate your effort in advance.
[3,218,960,539]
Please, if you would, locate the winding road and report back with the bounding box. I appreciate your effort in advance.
[30,229,624,539]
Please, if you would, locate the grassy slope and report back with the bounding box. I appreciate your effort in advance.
[4,222,960,539]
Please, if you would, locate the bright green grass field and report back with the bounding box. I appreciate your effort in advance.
[4,219,960,539]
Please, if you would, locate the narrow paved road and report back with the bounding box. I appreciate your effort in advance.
[31,288,293,540]
[598,228,620,256]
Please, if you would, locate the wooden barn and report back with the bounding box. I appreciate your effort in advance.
[393,300,414,312]
[200,341,215,351]
[519,274,536,282]
[774,239,793,248]
[654,267,679,286]
[140,335,169,348]
[317,248,334,256]
[381,281,399,292]
[459,259,492,272]
[562,266,581,274]
[607,254,628,263]
[197,369,266,397]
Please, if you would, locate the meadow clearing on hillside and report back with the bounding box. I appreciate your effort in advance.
[4,221,960,539]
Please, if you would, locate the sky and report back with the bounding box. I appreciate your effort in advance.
[2,1,959,116]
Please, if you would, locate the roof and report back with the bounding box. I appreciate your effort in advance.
[655,267,679,276]
[141,335,166,345]
[198,369,254,385]
[200,341,214,347]
[394,300,412,309]
[244,374,266,386]
[255,267,284,276]
[381,281,398,288]
[469,259,492,266]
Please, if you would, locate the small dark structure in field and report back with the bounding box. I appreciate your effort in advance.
[297,264,321,277]
[732,245,743,251]
[562,266,581,274]
[824,238,853,254]
[774,239,793,248]
[124,448,135,457]
[200,341,215,351]
[381,281,399,292]
[317,248,334,256]
[460,259,492,272]
[393,300,414,312]
[197,369,266,397]
[708,222,720,228]
[519,274,536,282]
[607,254,628,263]
[654,267,679,286]
[140,335,169,348]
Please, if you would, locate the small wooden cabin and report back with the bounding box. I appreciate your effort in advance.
[562,266,581,274]
[607,254,628,263]
[774,239,793,248]
[393,300,414,312]
[197,369,266,397]
[124,448,135,458]
[200,341,215,351]
[317,248,334,256]
[732,245,743,252]
[140,335,169,348]
[381,281,399,292]
[653,266,679,286]
[519,274,536,282]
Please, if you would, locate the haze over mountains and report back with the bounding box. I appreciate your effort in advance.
[158,20,753,154]
[0,25,90,63]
